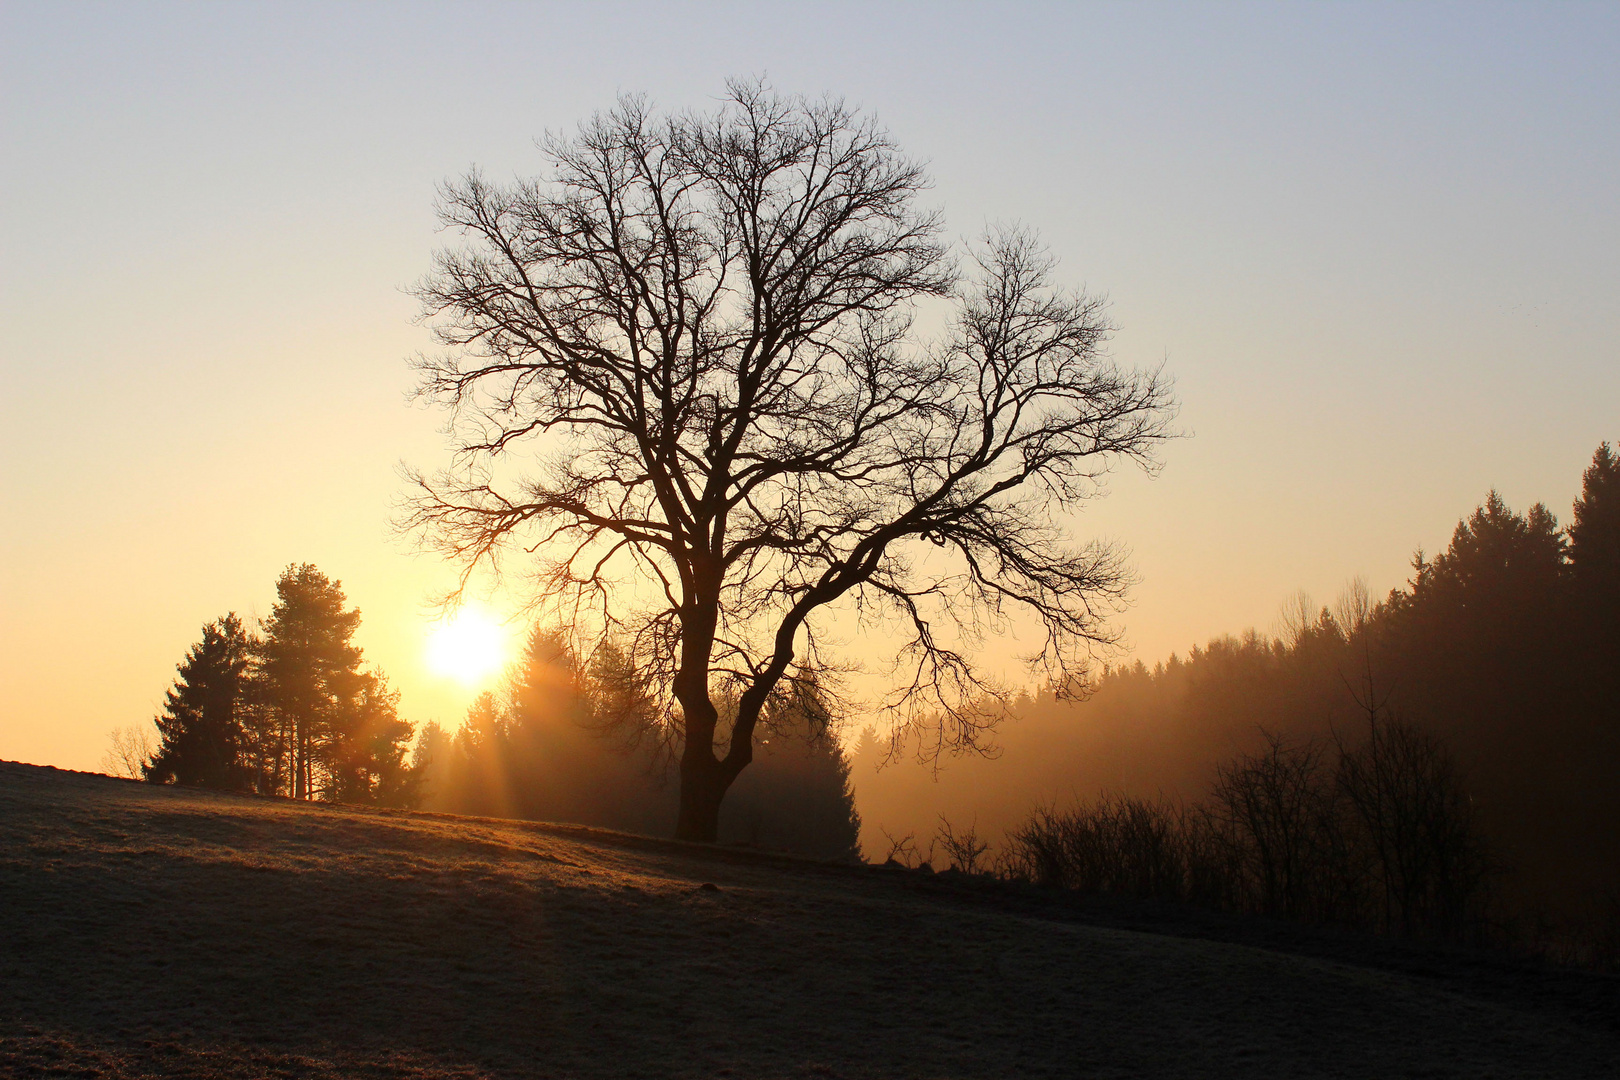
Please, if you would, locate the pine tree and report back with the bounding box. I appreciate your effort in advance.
[1567,442,1620,773]
[453,689,513,816]
[330,674,419,806]
[145,614,253,789]
[1393,491,1569,743]
[254,564,414,802]
[410,721,458,811]
[504,629,672,832]
[1569,442,1620,607]
[418,624,862,856]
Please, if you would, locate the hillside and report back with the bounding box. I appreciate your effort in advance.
[2,762,1616,1078]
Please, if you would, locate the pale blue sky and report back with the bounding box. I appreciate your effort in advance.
[3,2,1616,769]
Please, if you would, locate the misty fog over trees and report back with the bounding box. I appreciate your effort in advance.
[860,442,1620,950]
[130,445,1620,955]
[134,566,862,860]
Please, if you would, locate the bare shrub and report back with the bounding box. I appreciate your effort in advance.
[935,817,992,875]
[1001,794,1209,902]
[1335,712,1492,939]
[1002,714,1494,943]
[102,724,155,779]
[1583,890,1620,971]
[1208,731,1362,922]
[879,828,921,868]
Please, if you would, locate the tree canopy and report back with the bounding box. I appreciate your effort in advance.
[407,80,1173,840]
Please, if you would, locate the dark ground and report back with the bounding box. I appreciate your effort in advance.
[2,760,1616,1078]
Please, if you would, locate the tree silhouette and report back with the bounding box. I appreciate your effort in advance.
[410,624,863,856]
[506,629,662,831]
[146,613,252,788]
[1569,442,1620,595]
[1390,491,1569,763]
[328,674,418,807]
[252,564,412,802]
[406,80,1173,841]
[718,668,863,860]
[1569,442,1620,679]
[1567,441,1620,860]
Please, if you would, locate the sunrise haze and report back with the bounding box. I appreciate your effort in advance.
[3,1,1616,772]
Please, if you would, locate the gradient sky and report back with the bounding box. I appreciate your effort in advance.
[3,1,1616,772]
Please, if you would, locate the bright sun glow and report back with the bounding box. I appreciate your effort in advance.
[425,608,510,686]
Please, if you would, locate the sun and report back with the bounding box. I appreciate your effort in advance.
[425,608,510,686]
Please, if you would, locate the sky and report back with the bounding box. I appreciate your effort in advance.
[2,1,1617,772]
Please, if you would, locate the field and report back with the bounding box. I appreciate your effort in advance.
[2,761,1617,1078]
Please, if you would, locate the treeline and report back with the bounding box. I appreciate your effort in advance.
[141,564,416,806]
[131,564,861,856]
[414,629,863,861]
[858,443,1620,942]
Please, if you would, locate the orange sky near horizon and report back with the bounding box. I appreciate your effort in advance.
[2,3,1616,773]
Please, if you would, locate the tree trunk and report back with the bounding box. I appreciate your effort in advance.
[294,721,306,800]
[675,757,727,842]
[672,586,728,841]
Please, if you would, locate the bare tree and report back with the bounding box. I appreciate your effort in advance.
[1336,704,1490,937]
[935,816,992,875]
[406,80,1174,841]
[1275,590,1319,652]
[102,723,155,779]
[1331,576,1373,639]
[1209,731,1339,918]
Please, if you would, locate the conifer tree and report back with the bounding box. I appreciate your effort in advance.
[427,624,863,856]
[721,670,863,860]
[504,629,670,832]
[1569,442,1620,605]
[253,564,414,802]
[145,614,253,788]
[1567,441,1620,764]
[330,674,419,806]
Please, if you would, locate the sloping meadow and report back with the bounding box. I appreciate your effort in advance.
[2,762,1616,1079]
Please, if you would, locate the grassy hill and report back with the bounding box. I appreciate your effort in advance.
[2,761,1616,1078]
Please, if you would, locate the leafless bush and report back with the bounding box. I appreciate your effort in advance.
[879,828,922,869]
[1577,890,1620,971]
[1335,712,1492,938]
[935,817,992,875]
[1003,716,1495,942]
[1525,889,1620,972]
[1001,794,1218,903]
[102,724,155,779]
[1209,731,1363,922]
